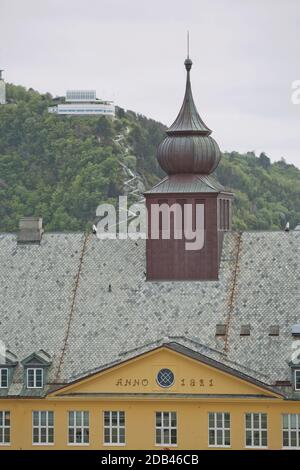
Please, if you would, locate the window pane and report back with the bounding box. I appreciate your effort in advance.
[112,427,118,443]
[104,411,110,426]
[291,414,297,429]
[156,413,162,427]
[104,428,110,443]
[36,369,43,387]
[33,411,39,427]
[4,428,10,444]
[216,429,223,445]
[83,412,89,426]
[253,414,259,429]
[76,412,81,426]
[48,412,54,427]
[283,430,289,447]
[224,430,230,446]
[209,429,215,445]
[208,413,214,428]
[119,427,125,444]
[41,411,46,426]
[216,414,222,428]
[163,428,169,444]
[171,412,176,427]
[33,428,39,443]
[112,411,118,425]
[41,428,47,443]
[282,414,289,429]
[83,428,89,444]
[246,430,252,446]
[119,412,125,426]
[68,428,74,443]
[245,414,251,428]
[156,428,161,444]
[48,427,54,443]
[261,414,267,429]
[163,412,169,427]
[171,429,177,444]
[291,431,297,447]
[4,411,10,426]
[69,412,74,426]
[253,430,260,446]
[261,430,267,446]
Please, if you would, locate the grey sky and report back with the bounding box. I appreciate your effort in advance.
[1,0,300,167]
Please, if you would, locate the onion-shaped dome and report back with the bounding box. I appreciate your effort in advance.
[157,58,221,175]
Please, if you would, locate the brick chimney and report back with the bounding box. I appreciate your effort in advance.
[17,217,43,245]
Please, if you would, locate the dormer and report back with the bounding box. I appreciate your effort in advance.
[0,350,18,389]
[21,350,52,389]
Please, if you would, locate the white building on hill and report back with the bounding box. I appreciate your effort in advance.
[48,89,115,117]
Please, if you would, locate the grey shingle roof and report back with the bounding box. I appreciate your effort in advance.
[0,230,299,397]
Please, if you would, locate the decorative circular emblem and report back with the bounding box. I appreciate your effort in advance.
[156,368,175,388]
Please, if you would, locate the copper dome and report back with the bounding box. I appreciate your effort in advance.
[157,58,221,175]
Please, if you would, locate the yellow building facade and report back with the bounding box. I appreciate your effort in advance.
[1,346,300,450]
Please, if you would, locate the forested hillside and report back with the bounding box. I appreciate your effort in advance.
[0,84,299,232]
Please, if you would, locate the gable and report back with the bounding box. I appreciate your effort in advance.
[52,346,281,398]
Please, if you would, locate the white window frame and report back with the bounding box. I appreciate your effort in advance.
[0,410,10,446]
[155,411,177,447]
[245,413,268,448]
[103,411,126,446]
[208,412,231,447]
[26,368,43,389]
[0,368,8,388]
[32,411,54,445]
[294,370,300,390]
[68,411,89,446]
[282,414,300,449]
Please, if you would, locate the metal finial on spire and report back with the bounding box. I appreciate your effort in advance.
[184,32,192,71]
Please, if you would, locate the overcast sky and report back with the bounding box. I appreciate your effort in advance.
[1,0,300,167]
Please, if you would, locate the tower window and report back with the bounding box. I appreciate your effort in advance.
[27,368,43,388]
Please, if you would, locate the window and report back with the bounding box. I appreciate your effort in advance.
[0,411,10,445]
[68,411,89,445]
[282,414,300,448]
[103,411,125,445]
[294,370,300,390]
[0,369,8,388]
[156,369,175,388]
[245,413,268,447]
[32,411,54,445]
[27,368,43,388]
[155,412,177,446]
[208,412,230,447]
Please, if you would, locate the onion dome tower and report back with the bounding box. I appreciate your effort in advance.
[157,57,221,175]
[145,53,233,281]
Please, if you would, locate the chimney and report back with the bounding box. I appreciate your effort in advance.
[17,217,43,245]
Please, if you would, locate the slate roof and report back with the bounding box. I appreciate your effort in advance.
[145,174,226,194]
[0,230,299,398]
